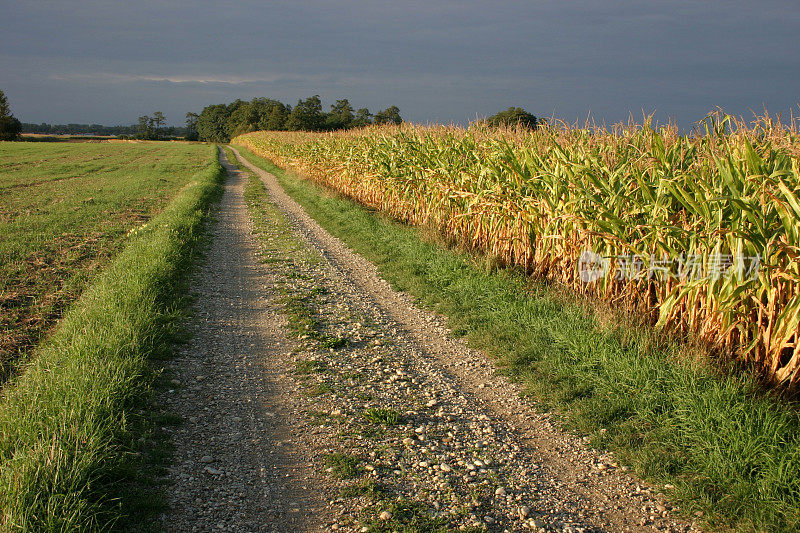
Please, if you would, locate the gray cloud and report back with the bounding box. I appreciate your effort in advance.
[1,0,798,127]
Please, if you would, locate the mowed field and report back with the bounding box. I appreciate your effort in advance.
[0,141,224,531]
[0,142,212,380]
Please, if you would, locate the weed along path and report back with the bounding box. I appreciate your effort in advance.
[161,146,696,532]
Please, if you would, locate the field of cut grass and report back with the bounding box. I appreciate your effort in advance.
[0,141,211,382]
[0,144,224,531]
[233,144,800,532]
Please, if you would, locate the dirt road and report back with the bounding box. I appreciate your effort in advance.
[159,148,696,532]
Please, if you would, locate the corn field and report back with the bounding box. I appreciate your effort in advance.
[234,115,800,387]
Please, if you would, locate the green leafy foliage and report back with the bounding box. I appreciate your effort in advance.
[485,106,538,129]
[135,111,168,140]
[286,95,326,132]
[184,112,199,141]
[0,90,22,141]
[195,96,401,141]
[196,104,231,143]
[326,99,356,130]
[374,105,402,125]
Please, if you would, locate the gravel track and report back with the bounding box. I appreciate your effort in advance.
[160,147,697,532]
[159,148,335,531]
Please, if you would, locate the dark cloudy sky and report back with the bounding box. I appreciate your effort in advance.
[1,0,798,128]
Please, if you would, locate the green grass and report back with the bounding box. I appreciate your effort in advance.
[305,382,334,397]
[279,286,349,349]
[233,145,800,532]
[361,498,448,533]
[325,452,363,479]
[294,359,327,375]
[0,146,225,531]
[0,141,212,381]
[340,479,388,499]
[364,408,402,426]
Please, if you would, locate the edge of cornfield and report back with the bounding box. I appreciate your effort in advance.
[0,146,225,531]
[233,143,800,533]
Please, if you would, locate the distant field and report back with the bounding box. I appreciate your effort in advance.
[0,141,213,381]
[20,134,118,142]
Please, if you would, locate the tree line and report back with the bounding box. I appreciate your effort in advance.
[194,96,403,143]
[2,86,541,143]
[135,111,190,140]
[21,116,189,139]
[22,122,138,136]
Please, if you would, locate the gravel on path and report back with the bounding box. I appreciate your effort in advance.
[157,144,700,532]
[224,145,700,533]
[159,148,337,532]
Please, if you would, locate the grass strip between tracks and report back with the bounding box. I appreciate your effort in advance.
[0,147,225,531]
[233,144,800,532]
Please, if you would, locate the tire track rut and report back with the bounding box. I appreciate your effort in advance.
[160,148,334,532]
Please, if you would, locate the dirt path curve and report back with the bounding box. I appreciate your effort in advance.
[228,145,698,533]
[159,148,336,532]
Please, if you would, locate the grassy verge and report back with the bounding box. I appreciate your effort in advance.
[0,141,212,382]
[233,144,800,532]
[0,148,225,531]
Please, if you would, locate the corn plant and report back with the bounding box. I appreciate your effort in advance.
[234,114,800,387]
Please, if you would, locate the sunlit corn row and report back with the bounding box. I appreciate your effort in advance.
[234,115,800,386]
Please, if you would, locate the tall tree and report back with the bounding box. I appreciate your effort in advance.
[351,108,373,128]
[227,102,260,137]
[196,104,231,142]
[373,105,402,125]
[185,112,199,141]
[260,103,290,131]
[485,107,538,129]
[286,95,325,131]
[325,99,355,130]
[136,115,152,140]
[0,90,22,141]
[151,111,166,139]
[0,90,12,117]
